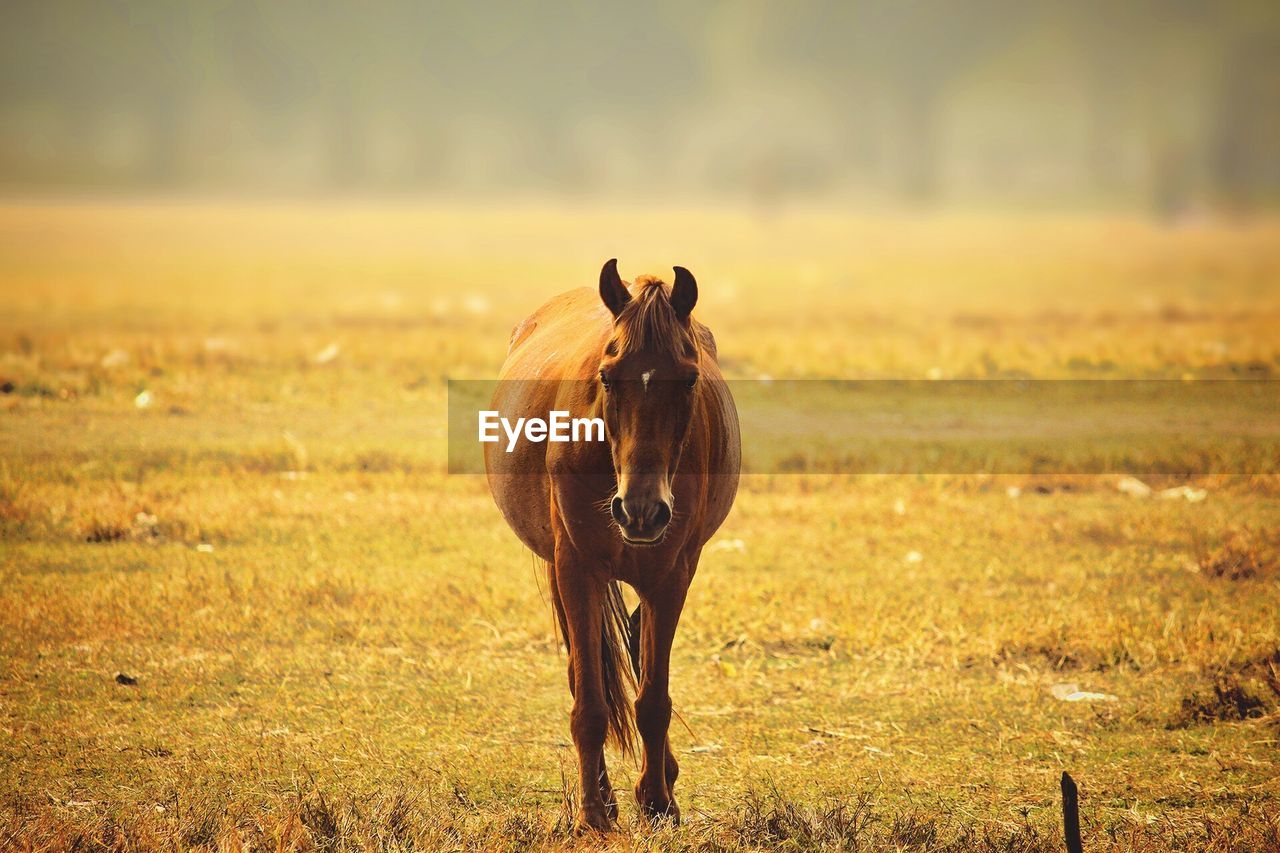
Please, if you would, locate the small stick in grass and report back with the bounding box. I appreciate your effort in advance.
[1061,771,1083,853]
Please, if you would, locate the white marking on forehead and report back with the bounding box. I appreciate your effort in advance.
[641,370,653,391]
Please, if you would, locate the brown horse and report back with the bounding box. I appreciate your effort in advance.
[485,260,740,832]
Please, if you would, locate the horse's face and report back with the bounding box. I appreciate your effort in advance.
[598,345,700,545]
[597,260,700,546]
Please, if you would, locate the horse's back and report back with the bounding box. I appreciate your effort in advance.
[486,289,610,559]
[501,289,609,378]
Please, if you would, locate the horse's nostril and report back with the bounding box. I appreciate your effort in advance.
[613,495,671,539]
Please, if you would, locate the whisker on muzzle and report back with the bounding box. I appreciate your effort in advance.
[594,491,618,519]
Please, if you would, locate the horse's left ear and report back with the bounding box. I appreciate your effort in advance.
[671,266,697,319]
[600,258,631,318]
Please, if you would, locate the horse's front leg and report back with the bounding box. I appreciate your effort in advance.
[554,557,613,833]
[634,583,687,823]
[551,570,617,821]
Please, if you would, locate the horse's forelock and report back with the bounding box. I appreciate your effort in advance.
[612,277,697,358]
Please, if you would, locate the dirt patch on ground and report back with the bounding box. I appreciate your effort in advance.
[1172,677,1270,727]
[1170,654,1280,729]
[1194,527,1280,581]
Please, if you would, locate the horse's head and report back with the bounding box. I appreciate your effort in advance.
[596,259,701,546]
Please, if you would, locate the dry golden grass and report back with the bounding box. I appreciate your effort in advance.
[1,201,1279,850]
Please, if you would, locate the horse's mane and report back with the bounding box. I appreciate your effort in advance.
[612,275,698,358]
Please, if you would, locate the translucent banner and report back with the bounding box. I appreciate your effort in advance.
[448,380,1280,475]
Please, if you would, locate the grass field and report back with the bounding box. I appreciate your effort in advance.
[2,201,1279,850]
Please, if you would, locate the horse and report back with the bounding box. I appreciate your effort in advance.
[485,259,740,832]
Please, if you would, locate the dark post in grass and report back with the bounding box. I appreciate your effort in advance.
[1061,771,1083,853]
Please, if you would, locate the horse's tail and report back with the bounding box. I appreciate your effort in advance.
[600,582,638,755]
[547,563,637,756]
[626,603,643,680]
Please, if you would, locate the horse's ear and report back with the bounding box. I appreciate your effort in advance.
[671,266,697,319]
[599,258,630,318]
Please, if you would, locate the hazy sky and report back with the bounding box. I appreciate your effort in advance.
[1,1,1276,206]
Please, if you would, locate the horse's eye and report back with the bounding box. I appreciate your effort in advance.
[599,371,611,391]
[685,375,699,390]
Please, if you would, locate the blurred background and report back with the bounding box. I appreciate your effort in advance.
[2,0,1278,214]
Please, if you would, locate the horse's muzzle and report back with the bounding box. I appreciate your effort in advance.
[611,495,672,544]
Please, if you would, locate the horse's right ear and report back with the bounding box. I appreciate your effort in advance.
[599,258,630,318]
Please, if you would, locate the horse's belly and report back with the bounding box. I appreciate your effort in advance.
[486,455,555,561]
[484,385,556,560]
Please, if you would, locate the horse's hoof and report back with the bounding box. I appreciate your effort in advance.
[573,808,614,835]
[638,796,680,826]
